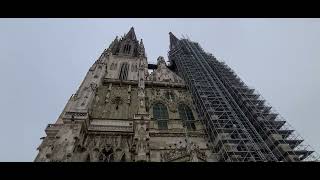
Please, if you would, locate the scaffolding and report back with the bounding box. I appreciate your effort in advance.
[168,35,319,162]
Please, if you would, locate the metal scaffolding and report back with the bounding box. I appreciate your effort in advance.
[168,34,319,162]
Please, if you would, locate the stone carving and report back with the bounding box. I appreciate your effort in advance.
[111,97,123,109]
[149,132,205,138]
[65,112,87,117]
[88,125,133,132]
[113,148,125,162]
[72,93,80,101]
[105,91,110,103]
[79,135,132,162]
[148,93,176,113]
[127,95,131,104]
[132,125,150,162]
[90,83,98,92]
[101,145,114,162]
[168,102,177,113]
[161,140,207,162]
[135,128,148,153]
[94,95,100,104]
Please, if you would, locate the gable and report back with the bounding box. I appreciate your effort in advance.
[147,62,185,84]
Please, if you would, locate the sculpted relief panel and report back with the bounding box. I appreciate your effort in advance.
[160,140,208,162]
[83,135,132,162]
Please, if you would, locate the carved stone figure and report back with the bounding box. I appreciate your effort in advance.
[161,140,207,162]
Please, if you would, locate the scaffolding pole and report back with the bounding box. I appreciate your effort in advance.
[168,35,319,162]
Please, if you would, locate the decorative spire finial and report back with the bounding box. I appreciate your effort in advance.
[138,39,145,57]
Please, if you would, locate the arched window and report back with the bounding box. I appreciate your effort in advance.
[127,45,131,54]
[123,44,131,54]
[119,63,129,80]
[153,103,169,130]
[178,104,196,130]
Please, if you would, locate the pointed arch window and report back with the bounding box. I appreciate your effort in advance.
[127,45,131,54]
[178,104,196,130]
[123,44,131,54]
[153,103,169,130]
[119,63,129,80]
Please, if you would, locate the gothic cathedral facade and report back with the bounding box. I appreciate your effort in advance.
[34,27,214,162]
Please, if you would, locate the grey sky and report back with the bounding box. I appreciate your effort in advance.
[0,18,319,161]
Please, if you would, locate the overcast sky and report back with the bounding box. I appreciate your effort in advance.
[0,18,319,161]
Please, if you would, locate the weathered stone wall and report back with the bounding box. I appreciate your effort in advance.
[35,82,214,162]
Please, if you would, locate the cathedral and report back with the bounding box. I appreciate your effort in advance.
[35,27,318,162]
[35,27,212,162]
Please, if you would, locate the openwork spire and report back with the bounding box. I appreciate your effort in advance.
[124,27,137,41]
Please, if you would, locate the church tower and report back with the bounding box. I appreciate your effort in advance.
[35,28,318,162]
[35,28,213,162]
[168,32,319,162]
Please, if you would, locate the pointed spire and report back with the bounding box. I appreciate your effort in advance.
[169,32,178,41]
[138,39,145,57]
[108,36,118,49]
[140,39,144,50]
[169,32,179,50]
[124,27,137,41]
[106,36,119,56]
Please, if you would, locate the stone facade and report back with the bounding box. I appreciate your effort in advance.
[34,27,215,162]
